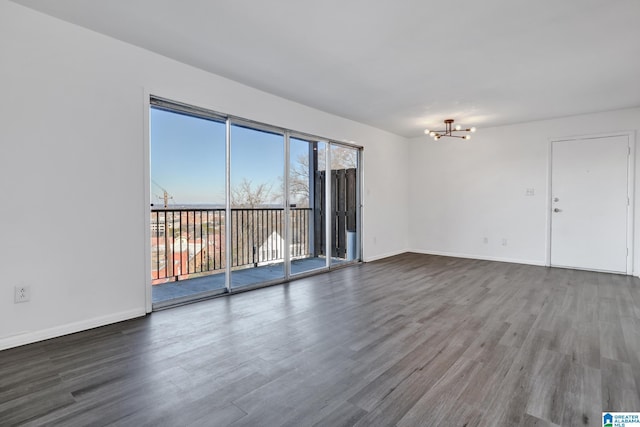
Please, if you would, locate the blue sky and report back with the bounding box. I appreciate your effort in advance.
[150,108,308,205]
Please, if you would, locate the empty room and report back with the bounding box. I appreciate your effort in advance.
[1,1,640,426]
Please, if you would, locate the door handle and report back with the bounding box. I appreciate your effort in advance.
[554,208,562,213]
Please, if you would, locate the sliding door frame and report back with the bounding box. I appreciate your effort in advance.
[328,142,362,268]
[147,95,363,308]
[284,131,291,278]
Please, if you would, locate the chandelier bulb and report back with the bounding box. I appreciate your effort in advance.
[429,131,436,137]
[455,125,461,131]
[464,135,471,140]
[424,129,430,135]
[471,127,476,132]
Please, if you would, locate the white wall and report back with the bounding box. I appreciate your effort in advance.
[408,108,640,271]
[0,1,410,350]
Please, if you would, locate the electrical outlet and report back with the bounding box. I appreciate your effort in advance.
[14,285,30,303]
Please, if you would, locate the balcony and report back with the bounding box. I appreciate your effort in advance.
[151,207,351,305]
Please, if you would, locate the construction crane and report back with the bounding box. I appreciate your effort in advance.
[151,179,173,208]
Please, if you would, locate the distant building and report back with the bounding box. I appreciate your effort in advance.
[258,231,306,263]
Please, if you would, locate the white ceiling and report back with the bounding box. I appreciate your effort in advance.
[13,0,640,137]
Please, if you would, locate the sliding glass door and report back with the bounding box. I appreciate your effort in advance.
[149,97,362,308]
[329,144,360,266]
[150,104,227,307]
[230,123,285,289]
[289,137,327,275]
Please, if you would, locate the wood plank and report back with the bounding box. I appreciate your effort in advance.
[1,253,639,426]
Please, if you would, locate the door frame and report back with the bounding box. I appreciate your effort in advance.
[144,93,365,310]
[546,131,635,274]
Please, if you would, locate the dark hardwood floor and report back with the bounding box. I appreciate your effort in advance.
[2,253,640,426]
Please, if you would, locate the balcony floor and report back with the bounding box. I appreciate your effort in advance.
[152,257,348,306]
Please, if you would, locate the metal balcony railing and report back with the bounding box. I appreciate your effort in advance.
[151,207,312,284]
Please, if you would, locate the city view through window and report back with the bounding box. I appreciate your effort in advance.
[150,102,360,306]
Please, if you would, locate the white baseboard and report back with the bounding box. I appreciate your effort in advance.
[363,249,411,263]
[410,249,547,267]
[0,308,146,351]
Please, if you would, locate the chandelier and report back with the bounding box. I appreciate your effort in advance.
[424,119,476,140]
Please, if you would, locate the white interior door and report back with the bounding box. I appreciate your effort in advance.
[550,135,630,273]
